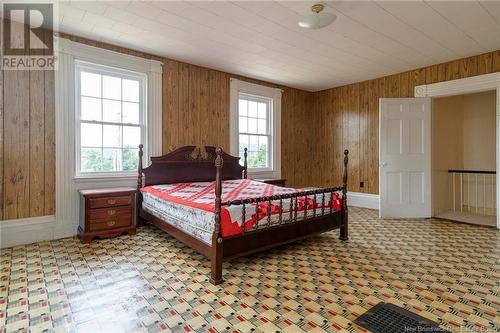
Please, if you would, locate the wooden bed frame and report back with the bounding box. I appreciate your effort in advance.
[137,145,349,284]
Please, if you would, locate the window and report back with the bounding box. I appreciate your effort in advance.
[230,79,281,178]
[75,61,146,176]
[238,94,272,169]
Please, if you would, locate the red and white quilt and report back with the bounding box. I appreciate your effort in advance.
[141,179,341,238]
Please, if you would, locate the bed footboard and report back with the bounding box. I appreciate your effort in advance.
[210,149,349,284]
[136,144,348,285]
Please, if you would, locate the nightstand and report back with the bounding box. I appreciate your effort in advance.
[78,187,136,243]
[253,178,287,187]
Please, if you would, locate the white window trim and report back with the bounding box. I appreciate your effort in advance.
[230,78,282,179]
[74,60,148,178]
[54,37,162,239]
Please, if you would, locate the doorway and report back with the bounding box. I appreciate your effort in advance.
[432,91,496,227]
[379,73,500,228]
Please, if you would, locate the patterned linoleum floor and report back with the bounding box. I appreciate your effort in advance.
[1,207,499,333]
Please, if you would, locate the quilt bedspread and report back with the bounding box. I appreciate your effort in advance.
[141,179,342,239]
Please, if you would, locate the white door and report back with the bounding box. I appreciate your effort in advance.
[379,98,432,218]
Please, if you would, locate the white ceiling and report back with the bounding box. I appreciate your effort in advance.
[56,1,500,91]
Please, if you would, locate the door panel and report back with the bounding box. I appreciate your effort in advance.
[380,98,431,218]
[409,119,424,154]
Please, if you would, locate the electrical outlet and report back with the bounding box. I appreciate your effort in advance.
[360,181,364,188]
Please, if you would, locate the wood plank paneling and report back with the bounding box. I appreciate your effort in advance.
[313,50,500,194]
[3,70,31,219]
[161,59,315,188]
[44,68,55,216]
[477,53,493,75]
[29,70,45,216]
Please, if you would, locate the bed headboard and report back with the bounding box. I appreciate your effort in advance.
[138,145,247,187]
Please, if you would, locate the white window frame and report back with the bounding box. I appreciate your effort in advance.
[75,60,148,178]
[230,78,282,179]
[55,37,162,239]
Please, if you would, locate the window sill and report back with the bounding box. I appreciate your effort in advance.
[73,173,137,183]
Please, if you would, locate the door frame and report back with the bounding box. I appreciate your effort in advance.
[414,72,500,229]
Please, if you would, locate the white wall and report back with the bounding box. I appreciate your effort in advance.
[463,91,496,170]
[432,91,496,216]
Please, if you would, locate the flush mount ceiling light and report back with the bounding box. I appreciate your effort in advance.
[298,3,336,29]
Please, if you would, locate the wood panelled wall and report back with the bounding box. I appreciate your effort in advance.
[312,50,500,194]
[163,59,316,187]
[0,34,315,220]
[0,67,55,220]
[1,28,499,220]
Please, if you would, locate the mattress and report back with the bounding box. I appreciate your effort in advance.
[141,179,341,245]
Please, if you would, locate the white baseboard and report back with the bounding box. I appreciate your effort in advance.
[348,192,380,210]
[0,215,60,248]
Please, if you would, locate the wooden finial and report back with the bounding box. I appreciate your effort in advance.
[215,147,224,169]
[243,148,248,179]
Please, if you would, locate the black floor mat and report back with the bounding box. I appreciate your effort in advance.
[353,302,449,333]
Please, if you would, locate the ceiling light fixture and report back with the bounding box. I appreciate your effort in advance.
[298,3,336,30]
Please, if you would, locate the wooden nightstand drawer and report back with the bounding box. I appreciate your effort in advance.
[88,207,132,223]
[79,187,137,243]
[88,217,132,232]
[89,195,132,209]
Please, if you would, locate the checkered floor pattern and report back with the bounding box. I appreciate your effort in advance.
[1,207,499,332]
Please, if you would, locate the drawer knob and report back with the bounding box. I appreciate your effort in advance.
[107,199,117,205]
[107,209,116,215]
[107,221,116,226]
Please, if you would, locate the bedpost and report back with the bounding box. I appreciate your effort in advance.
[211,147,224,284]
[137,144,144,227]
[243,147,248,179]
[340,149,349,240]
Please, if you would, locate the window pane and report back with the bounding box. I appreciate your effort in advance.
[103,124,121,148]
[248,117,257,134]
[258,102,267,118]
[103,99,121,123]
[247,137,268,169]
[122,79,139,102]
[81,123,102,147]
[239,116,247,133]
[102,148,121,172]
[239,134,248,152]
[248,151,266,169]
[81,72,101,98]
[238,99,247,116]
[249,135,259,151]
[258,136,269,167]
[248,101,257,117]
[81,148,102,172]
[123,126,140,148]
[122,148,138,171]
[257,119,267,134]
[122,102,139,124]
[81,97,101,121]
[103,75,121,100]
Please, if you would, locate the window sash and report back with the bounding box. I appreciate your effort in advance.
[237,93,273,171]
[75,60,147,177]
